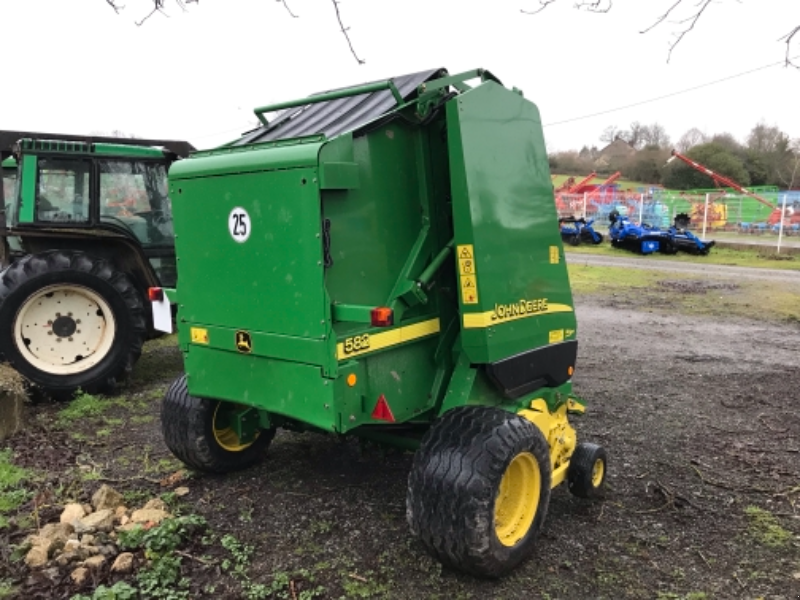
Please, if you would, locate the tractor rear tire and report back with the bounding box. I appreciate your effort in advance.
[567,442,607,499]
[161,374,275,474]
[0,250,146,399]
[406,406,552,578]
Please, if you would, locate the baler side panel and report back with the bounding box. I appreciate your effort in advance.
[446,82,577,365]
[320,122,435,311]
[171,169,328,339]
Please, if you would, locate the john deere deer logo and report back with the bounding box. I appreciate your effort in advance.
[235,331,252,353]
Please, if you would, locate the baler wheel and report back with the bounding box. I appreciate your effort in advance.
[161,374,275,474]
[406,406,551,578]
[567,442,607,499]
[0,250,145,399]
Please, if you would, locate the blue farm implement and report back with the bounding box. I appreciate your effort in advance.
[608,211,715,256]
[559,216,604,246]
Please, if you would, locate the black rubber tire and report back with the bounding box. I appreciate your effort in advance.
[660,238,678,255]
[592,232,605,245]
[0,250,146,399]
[161,374,275,474]
[406,406,552,578]
[567,442,607,499]
[568,234,581,247]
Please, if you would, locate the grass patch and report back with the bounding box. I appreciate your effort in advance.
[566,240,800,271]
[0,449,32,529]
[56,391,115,427]
[568,263,800,323]
[744,506,793,548]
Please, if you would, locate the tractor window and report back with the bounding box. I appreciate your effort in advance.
[99,160,173,247]
[2,169,15,207]
[36,158,91,223]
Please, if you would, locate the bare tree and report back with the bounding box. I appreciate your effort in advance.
[775,139,800,189]
[106,0,364,64]
[641,123,671,149]
[599,125,621,145]
[521,0,799,66]
[676,127,707,152]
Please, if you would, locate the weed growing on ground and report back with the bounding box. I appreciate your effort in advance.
[744,505,793,547]
[72,514,209,600]
[56,391,114,427]
[0,449,31,529]
[220,534,325,600]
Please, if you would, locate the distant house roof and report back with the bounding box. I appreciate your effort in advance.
[594,137,635,168]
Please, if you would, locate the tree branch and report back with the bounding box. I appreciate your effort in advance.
[520,0,557,16]
[639,0,683,34]
[105,0,123,13]
[330,0,364,65]
[279,0,299,19]
[574,0,612,13]
[663,0,714,63]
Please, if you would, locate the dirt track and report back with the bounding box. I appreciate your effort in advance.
[2,263,800,599]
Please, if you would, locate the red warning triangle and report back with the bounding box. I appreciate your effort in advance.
[371,394,396,422]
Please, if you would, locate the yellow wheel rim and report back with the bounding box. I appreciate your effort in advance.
[494,452,541,547]
[212,403,259,452]
[591,458,605,487]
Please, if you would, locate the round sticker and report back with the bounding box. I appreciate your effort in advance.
[228,207,251,243]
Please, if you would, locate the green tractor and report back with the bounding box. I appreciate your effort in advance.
[0,131,194,398]
[155,68,607,577]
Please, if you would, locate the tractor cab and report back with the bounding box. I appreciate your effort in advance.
[3,138,181,286]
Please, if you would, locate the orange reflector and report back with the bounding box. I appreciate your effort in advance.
[148,287,164,302]
[371,394,395,422]
[370,307,394,328]
[347,373,357,387]
[568,366,574,376]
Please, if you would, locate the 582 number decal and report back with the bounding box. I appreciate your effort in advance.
[343,334,370,355]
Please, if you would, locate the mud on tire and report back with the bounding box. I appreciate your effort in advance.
[161,374,275,474]
[406,406,552,578]
[0,250,146,398]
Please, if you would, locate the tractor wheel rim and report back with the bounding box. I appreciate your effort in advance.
[494,451,541,547]
[212,402,259,452]
[591,458,605,487]
[13,284,117,375]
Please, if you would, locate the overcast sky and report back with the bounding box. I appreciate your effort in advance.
[2,0,798,152]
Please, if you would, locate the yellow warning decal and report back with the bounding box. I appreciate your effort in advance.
[191,327,209,344]
[550,246,560,264]
[463,301,574,329]
[337,318,441,360]
[460,275,478,305]
[456,244,479,304]
[549,329,565,343]
[459,258,476,275]
[565,329,575,338]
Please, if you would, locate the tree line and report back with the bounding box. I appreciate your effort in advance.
[549,121,800,190]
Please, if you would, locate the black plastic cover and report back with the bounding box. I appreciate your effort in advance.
[484,341,579,400]
[231,68,446,146]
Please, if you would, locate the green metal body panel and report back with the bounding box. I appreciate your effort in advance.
[18,154,37,223]
[445,81,577,364]
[168,68,583,440]
[93,143,165,158]
[170,168,328,339]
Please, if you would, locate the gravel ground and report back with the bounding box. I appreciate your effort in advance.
[1,262,799,600]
